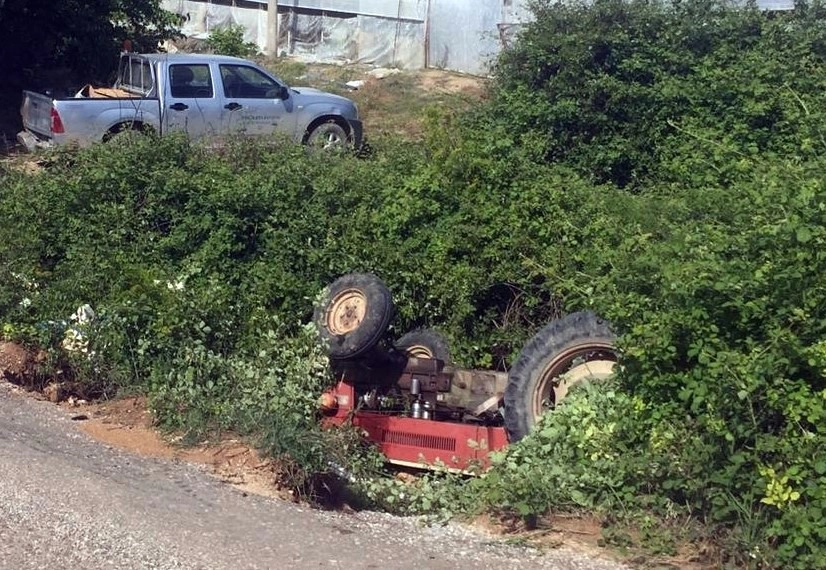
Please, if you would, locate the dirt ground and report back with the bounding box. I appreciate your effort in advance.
[67,393,706,568]
[71,395,291,501]
[72,394,615,552]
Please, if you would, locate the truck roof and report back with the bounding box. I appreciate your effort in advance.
[127,53,254,65]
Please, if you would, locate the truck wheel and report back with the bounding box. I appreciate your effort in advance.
[103,129,144,144]
[313,273,393,359]
[306,120,348,150]
[504,312,618,442]
[395,329,451,364]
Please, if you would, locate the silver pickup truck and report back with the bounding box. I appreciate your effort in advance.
[18,53,363,151]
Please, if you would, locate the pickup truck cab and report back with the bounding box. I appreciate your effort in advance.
[18,53,363,151]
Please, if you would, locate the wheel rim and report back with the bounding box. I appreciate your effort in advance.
[311,127,344,149]
[326,288,367,335]
[531,343,617,419]
[403,344,435,359]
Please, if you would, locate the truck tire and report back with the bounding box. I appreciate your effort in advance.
[103,122,153,144]
[306,120,348,150]
[313,273,393,359]
[504,312,618,442]
[395,329,452,364]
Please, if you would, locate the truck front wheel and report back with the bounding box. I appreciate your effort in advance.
[306,119,349,150]
[503,312,618,442]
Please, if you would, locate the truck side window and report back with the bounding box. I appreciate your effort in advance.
[120,58,154,94]
[169,64,214,98]
[219,65,282,99]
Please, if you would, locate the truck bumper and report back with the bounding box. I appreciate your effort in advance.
[17,130,52,153]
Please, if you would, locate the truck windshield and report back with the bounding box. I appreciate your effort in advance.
[118,56,154,94]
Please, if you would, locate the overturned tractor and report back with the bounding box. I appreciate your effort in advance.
[315,273,618,471]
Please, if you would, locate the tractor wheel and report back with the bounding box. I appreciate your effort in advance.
[313,273,393,359]
[395,328,452,364]
[504,311,618,442]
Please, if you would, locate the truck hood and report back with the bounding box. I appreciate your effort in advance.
[290,87,358,117]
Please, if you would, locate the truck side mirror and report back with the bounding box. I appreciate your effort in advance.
[265,85,289,100]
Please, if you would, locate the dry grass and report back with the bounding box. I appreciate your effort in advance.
[261,58,489,141]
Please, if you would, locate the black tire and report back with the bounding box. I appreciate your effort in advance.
[504,311,618,442]
[395,329,451,364]
[103,128,145,144]
[313,273,393,359]
[306,120,349,150]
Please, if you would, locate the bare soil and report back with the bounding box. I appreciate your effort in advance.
[71,396,291,502]
[0,341,39,387]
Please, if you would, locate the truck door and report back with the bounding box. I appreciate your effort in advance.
[218,64,295,139]
[163,63,223,139]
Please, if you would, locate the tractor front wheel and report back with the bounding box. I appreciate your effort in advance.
[395,328,452,364]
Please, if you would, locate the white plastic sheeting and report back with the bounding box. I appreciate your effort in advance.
[277,12,425,68]
[160,0,797,76]
[427,0,501,73]
[161,0,426,69]
[270,0,426,21]
[162,0,268,48]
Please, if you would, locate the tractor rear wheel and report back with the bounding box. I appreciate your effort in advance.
[504,312,618,442]
[313,273,393,359]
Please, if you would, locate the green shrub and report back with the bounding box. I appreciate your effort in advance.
[206,24,258,57]
[487,0,826,188]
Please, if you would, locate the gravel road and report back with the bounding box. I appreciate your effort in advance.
[0,382,629,570]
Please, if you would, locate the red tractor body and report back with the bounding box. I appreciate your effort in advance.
[325,378,509,471]
[315,273,619,470]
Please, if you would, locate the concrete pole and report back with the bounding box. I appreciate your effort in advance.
[266,0,278,57]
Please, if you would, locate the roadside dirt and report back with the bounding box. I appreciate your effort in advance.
[69,395,291,502]
[0,341,37,385]
[351,69,487,140]
[75,395,710,568]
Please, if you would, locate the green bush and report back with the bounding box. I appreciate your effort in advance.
[206,24,258,57]
[487,0,826,188]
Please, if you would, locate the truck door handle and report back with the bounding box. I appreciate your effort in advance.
[224,102,242,111]
[169,103,188,111]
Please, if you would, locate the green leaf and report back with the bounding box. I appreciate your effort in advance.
[796,226,813,243]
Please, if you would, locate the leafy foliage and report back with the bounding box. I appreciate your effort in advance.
[206,25,259,58]
[0,0,178,89]
[488,0,826,188]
